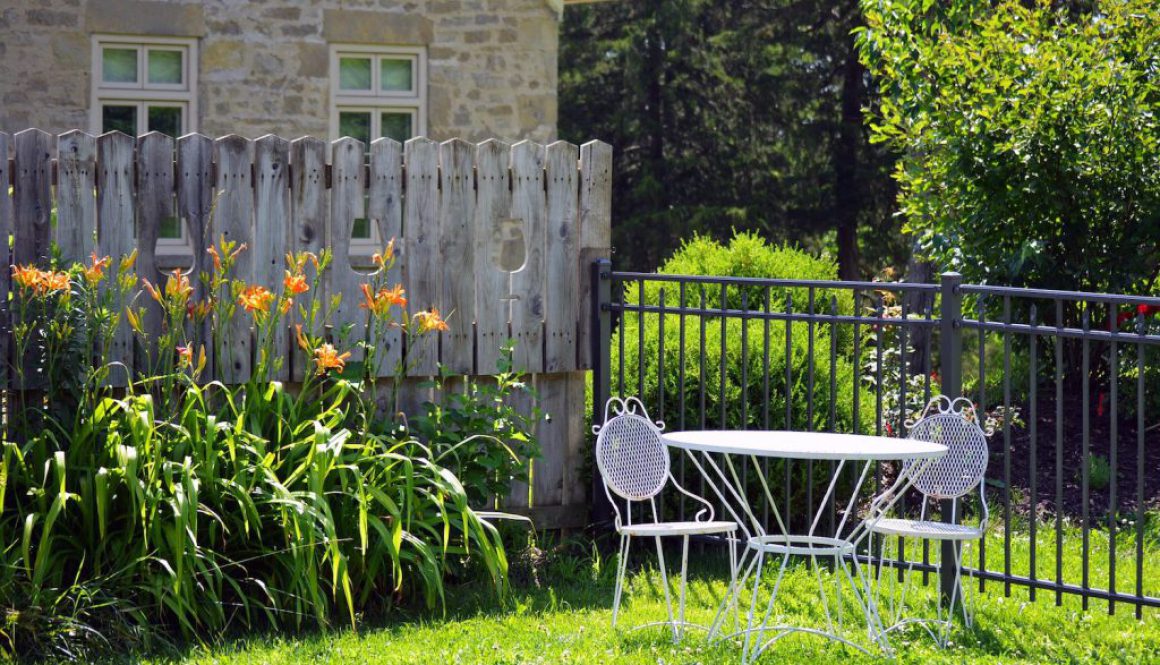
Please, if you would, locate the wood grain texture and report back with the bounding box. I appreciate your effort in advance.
[213,135,254,383]
[254,135,291,381]
[473,139,512,375]
[368,138,404,376]
[289,137,328,381]
[0,133,10,392]
[328,137,367,363]
[55,131,97,264]
[544,142,580,372]
[438,138,476,375]
[510,141,546,374]
[177,133,215,378]
[577,141,613,369]
[13,129,53,266]
[136,132,175,365]
[97,132,137,384]
[404,138,440,376]
[533,372,568,508]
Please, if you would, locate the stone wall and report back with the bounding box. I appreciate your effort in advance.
[0,0,560,142]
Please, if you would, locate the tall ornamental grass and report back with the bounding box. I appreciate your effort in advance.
[0,241,527,660]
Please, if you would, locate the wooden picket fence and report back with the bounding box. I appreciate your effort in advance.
[0,128,612,528]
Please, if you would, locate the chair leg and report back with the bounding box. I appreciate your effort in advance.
[612,534,631,628]
[655,536,678,642]
[742,549,767,665]
[677,535,690,640]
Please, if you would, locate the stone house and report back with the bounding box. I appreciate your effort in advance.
[0,0,601,143]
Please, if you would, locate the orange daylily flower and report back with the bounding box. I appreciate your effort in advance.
[238,284,274,314]
[12,265,41,292]
[176,343,193,368]
[284,271,309,295]
[372,238,397,268]
[314,343,351,375]
[165,269,193,301]
[295,324,310,351]
[413,307,450,333]
[280,298,293,315]
[383,284,407,308]
[83,252,111,286]
[359,283,408,316]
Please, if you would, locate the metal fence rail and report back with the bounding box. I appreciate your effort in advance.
[591,262,1159,618]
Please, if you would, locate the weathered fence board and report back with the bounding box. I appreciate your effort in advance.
[97,132,136,382]
[404,138,440,376]
[0,132,10,393]
[474,139,512,375]
[55,130,97,264]
[438,138,476,375]
[545,141,580,373]
[4,129,613,529]
[511,141,546,373]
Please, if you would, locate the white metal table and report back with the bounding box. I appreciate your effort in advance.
[661,430,946,661]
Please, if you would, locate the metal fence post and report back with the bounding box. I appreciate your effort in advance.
[939,272,963,605]
[591,258,613,528]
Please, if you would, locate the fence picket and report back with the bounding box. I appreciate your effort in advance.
[213,135,254,383]
[438,138,476,375]
[177,133,215,377]
[544,141,579,373]
[0,132,10,393]
[254,135,291,381]
[369,138,404,376]
[474,139,512,374]
[289,137,328,381]
[97,132,137,384]
[137,132,176,365]
[404,138,440,376]
[55,130,97,264]
[510,141,546,373]
[13,129,53,267]
[328,137,368,363]
[577,141,612,369]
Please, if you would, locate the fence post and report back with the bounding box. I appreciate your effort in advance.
[591,258,613,528]
[939,271,963,605]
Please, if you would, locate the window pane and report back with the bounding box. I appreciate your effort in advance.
[102,48,138,84]
[148,106,183,136]
[339,57,372,90]
[381,112,413,142]
[148,49,183,85]
[351,217,371,239]
[380,59,413,92]
[338,111,372,144]
[102,105,138,135]
[159,215,183,239]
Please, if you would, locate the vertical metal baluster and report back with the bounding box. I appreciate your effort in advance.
[1055,299,1064,606]
[829,296,839,536]
[1004,295,1012,596]
[741,290,750,493]
[1108,304,1118,616]
[807,288,816,526]
[1135,310,1145,619]
[720,282,728,428]
[1029,304,1038,602]
[786,292,794,530]
[638,280,646,399]
[1081,306,1091,611]
[897,294,910,579]
[763,287,772,529]
[700,285,708,503]
[678,282,687,522]
[875,293,885,498]
[658,288,668,515]
[853,290,862,435]
[617,280,626,395]
[977,294,987,592]
[923,296,934,584]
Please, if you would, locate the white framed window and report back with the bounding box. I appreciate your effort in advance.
[330,45,427,247]
[90,35,198,251]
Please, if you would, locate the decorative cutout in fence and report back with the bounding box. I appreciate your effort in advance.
[0,128,612,528]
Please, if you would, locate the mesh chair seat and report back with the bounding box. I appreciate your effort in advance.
[869,518,982,541]
[620,520,738,537]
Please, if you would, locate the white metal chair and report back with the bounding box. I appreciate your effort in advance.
[866,395,990,647]
[594,396,739,641]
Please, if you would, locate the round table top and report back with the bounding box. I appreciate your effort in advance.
[661,430,947,461]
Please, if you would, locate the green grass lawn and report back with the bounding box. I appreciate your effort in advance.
[129,523,1159,665]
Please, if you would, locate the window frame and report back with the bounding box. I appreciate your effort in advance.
[90,35,198,260]
[329,45,427,254]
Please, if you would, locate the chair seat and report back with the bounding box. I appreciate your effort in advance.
[869,518,983,541]
[620,520,737,537]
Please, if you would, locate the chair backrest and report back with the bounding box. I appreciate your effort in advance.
[593,397,669,501]
[904,396,989,499]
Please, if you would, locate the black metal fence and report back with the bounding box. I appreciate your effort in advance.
[590,260,1159,618]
